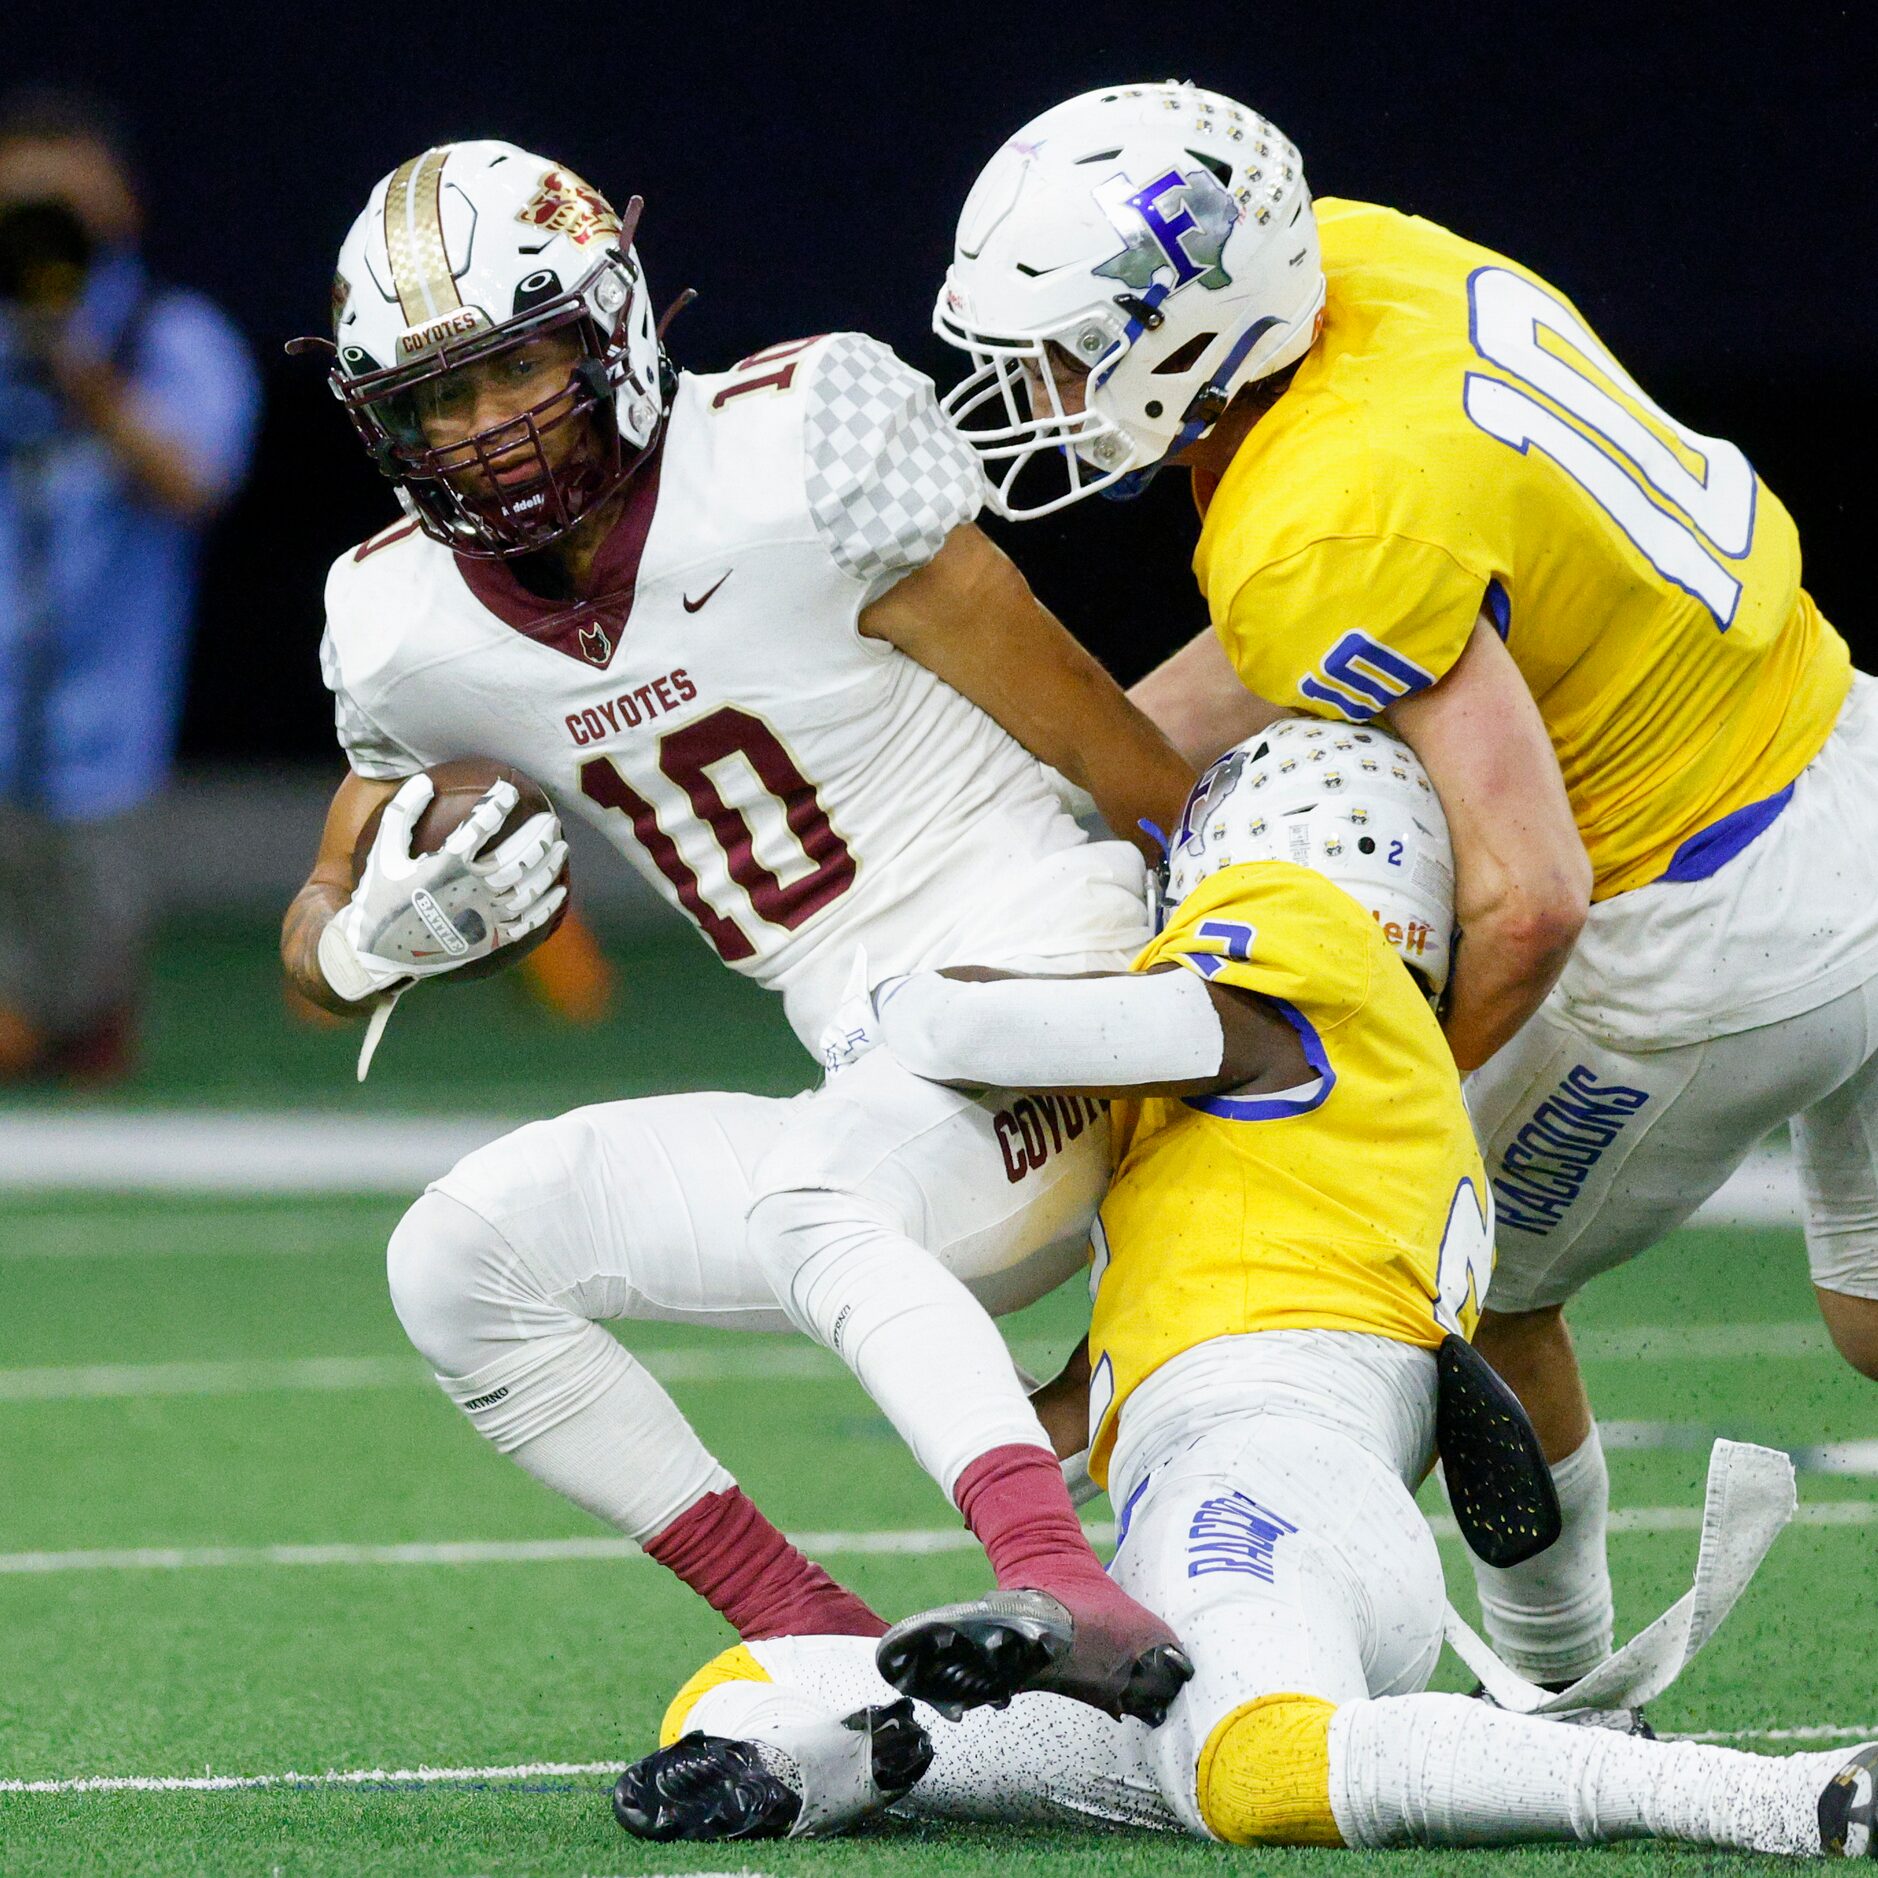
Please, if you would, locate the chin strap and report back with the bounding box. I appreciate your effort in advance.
[1100,313,1284,503]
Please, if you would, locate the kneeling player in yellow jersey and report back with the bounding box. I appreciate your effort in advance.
[614,725,1878,1859]
[932,80,1878,1699]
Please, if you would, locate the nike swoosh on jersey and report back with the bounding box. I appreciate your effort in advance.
[683,572,732,612]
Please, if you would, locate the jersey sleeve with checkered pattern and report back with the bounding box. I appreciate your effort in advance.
[318,625,421,781]
[801,333,986,594]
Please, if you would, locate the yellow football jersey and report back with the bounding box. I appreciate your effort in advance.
[1193,199,1849,901]
[1087,861,1490,1484]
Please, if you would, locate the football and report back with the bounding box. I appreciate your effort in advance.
[352,757,570,981]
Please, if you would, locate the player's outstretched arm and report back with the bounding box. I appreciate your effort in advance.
[859,523,1195,857]
[1386,619,1590,1071]
[281,769,401,1018]
[1128,624,1290,767]
[868,962,1308,1102]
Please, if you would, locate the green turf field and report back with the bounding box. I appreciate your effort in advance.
[2,927,1874,1874]
[0,915,816,1116]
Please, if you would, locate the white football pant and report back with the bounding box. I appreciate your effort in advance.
[387,1062,1108,1545]
[1467,674,1878,1682]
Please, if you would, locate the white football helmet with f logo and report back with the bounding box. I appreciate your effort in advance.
[935,81,1324,517]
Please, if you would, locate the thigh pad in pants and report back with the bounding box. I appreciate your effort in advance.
[749,1050,1110,1317]
[1469,992,1877,1312]
[432,1089,800,1332]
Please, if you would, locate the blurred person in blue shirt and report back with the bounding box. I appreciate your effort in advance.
[0,89,258,1081]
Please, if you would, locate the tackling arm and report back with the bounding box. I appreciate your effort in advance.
[873,962,1310,1102]
[1387,617,1590,1071]
[1128,624,1289,766]
[859,523,1195,858]
[280,769,400,1018]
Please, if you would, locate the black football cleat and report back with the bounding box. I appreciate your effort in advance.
[612,1700,932,1843]
[877,1588,1193,1726]
[859,1696,936,1797]
[1820,1742,1878,1858]
[613,1732,801,1842]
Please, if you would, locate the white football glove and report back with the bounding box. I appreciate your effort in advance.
[317,774,569,1007]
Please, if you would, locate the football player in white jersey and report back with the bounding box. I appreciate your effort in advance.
[280,142,1196,1715]
[617,1629,1878,1857]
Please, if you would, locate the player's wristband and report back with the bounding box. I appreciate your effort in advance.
[317,918,383,1006]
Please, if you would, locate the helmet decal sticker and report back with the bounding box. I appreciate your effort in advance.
[383,147,464,328]
[329,270,351,334]
[1094,167,1236,294]
[1173,748,1247,855]
[517,167,621,247]
[398,306,491,357]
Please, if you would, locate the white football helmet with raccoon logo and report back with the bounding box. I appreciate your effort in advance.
[1165,719,1456,997]
[307,140,670,556]
[934,80,1324,517]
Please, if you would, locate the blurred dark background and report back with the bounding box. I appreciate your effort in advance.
[13,1,1876,765]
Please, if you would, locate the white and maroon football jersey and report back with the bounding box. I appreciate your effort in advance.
[320,333,1147,1045]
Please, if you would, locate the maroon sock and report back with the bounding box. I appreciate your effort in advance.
[643,1487,887,1640]
[954,1442,1133,1609]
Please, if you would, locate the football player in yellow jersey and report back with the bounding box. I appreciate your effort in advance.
[611,725,1878,1860]
[932,79,1878,1698]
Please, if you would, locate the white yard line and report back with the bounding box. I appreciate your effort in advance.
[1577,1322,1832,1360]
[1675,1725,1878,1743]
[0,1112,522,1196]
[0,1346,840,1402]
[0,1527,1009,1576]
[0,1324,1845,1410]
[7,1730,1875,1797]
[0,1760,621,1794]
[1601,1422,1878,1476]
[1,1501,1871,1577]
[0,1115,1802,1226]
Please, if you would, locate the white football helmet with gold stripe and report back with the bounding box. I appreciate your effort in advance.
[307,140,669,556]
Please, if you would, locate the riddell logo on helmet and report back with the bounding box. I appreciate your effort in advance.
[517,167,620,247]
[1374,910,1431,954]
[400,308,487,355]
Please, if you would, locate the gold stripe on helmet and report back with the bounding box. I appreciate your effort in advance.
[383,146,462,329]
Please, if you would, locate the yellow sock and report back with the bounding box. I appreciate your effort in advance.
[1196,1692,1342,1846]
[658,1643,772,1747]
